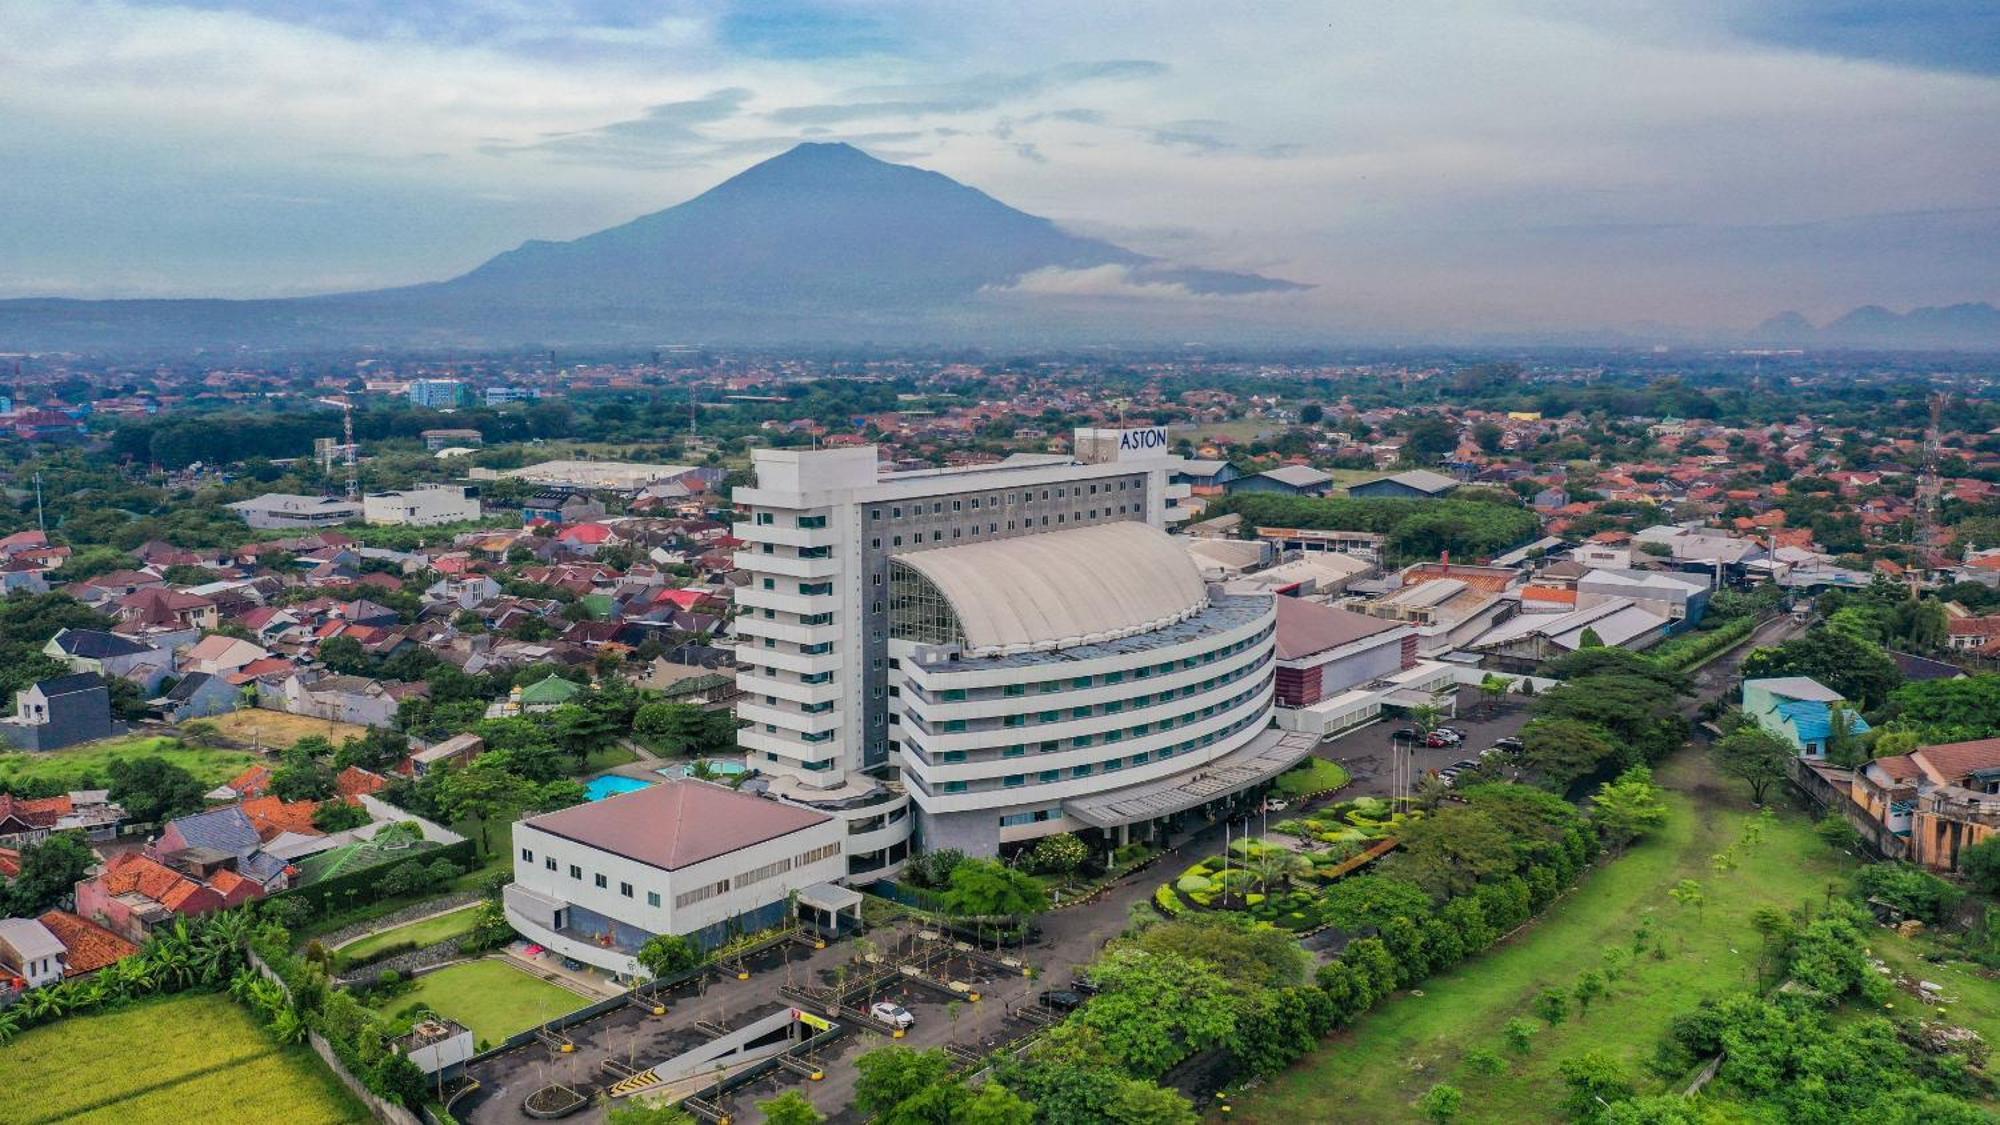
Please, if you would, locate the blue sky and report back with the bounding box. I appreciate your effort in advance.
[1,1,1994,333]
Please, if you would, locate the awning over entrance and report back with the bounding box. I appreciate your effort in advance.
[796,881,864,915]
[1062,728,1320,829]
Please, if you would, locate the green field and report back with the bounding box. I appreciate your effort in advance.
[368,958,586,1045]
[1242,752,2000,1123]
[335,903,484,963]
[0,992,366,1125]
[0,735,259,791]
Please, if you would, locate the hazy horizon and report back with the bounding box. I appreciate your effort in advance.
[2,1,1996,335]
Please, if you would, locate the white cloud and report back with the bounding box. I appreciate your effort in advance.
[0,0,1992,327]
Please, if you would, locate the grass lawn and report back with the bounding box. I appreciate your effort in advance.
[1274,757,1351,798]
[334,902,484,961]
[0,992,366,1125]
[582,744,640,773]
[0,735,258,790]
[196,709,371,750]
[1241,751,2000,1124]
[367,958,587,1046]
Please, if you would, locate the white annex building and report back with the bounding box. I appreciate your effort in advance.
[732,427,1315,865]
[504,780,848,975]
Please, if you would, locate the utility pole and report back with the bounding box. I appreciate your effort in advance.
[342,400,358,500]
[32,472,44,534]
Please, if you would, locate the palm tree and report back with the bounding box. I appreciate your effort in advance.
[1247,849,1309,895]
[229,968,262,1004]
[0,1006,22,1045]
[1477,674,1513,718]
[1409,703,1445,738]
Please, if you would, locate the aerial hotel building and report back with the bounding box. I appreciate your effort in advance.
[732,428,1315,863]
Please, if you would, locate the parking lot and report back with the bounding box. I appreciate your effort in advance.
[1319,683,1533,800]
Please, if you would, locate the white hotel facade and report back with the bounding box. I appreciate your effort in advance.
[732,428,1317,864]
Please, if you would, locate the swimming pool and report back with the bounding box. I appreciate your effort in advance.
[659,759,751,780]
[583,775,655,801]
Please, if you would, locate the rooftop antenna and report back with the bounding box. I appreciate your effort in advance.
[342,400,358,500]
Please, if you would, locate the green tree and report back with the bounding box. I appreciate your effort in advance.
[1558,1050,1634,1120]
[854,1046,957,1121]
[1323,874,1432,933]
[1535,988,1569,1026]
[943,858,1050,918]
[757,1090,824,1125]
[1121,914,1311,989]
[1027,832,1088,876]
[1589,767,1668,851]
[1572,969,1605,1014]
[271,744,336,802]
[954,1082,1035,1125]
[1418,1083,1463,1123]
[1958,837,2000,895]
[636,933,705,979]
[436,761,537,854]
[1079,949,1236,1079]
[107,756,206,824]
[1519,718,1618,791]
[1668,879,1704,921]
[1102,1079,1199,1125]
[1503,1016,1538,1054]
[1394,805,1517,898]
[1712,725,1793,804]
[1741,629,1902,710]
[0,832,95,916]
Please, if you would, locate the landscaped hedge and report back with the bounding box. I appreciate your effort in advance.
[1649,614,1758,671]
[269,838,478,921]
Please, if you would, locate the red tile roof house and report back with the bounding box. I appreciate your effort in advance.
[75,853,232,943]
[37,909,141,978]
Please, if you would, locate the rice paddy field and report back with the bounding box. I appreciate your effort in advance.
[0,993,367,1125]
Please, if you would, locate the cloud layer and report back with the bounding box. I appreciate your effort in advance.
[0,1,1994,333]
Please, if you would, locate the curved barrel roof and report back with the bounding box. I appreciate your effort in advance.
[896,521,1208,656]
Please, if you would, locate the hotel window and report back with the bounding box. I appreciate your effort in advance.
[520,847,533,862]
[1072,764,1093,777]
[620,881,633,898]
[545,857,557,871]
[755,512,775,525]
[647,891,661,907]
[944,781,967,793]
[594,873,608,889]
[1004,774,1025,787]
[1003,745,1025,758]
[1003,684,1025,697]
[569,864,582,879]
[1039,770,1060,783]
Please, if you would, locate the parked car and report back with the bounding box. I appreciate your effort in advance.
[1263,797,1290,813]
[870,1002,916,1029]
[1423,732,1456,748]
[1393,727,1423,742]
[1039,989,1085,1012]
[1437,727,1466,740]
[1492,737,1524,753]
[1451,759,1481,771]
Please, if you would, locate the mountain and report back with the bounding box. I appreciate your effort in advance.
[0,143,1304,351]
[1748,302,2000,349]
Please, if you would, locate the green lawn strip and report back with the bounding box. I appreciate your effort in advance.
[335,902,484,960]
[367,958,587,1045]
[25,1047,284,1125]
[1274,758,1351,798]
[582,745,641,772]
[0,735,259,789]
[1243,753,1861,1124]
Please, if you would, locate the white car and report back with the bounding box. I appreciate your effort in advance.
[871,1001,916,1029]
[1263,797,1290,813]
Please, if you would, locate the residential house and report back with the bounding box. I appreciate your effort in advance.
[0,918,68,992]
[181,634,270,678]
[116,587,219,632]
[401,732,482,778]
[269,673,409,727]
[34,910,140,979]
[0,672,119,751]
[152,671,242,721]
[75,853,231,943]
[43,627,175,693]
[523,488,606,524]
[1852,737,2000,872]
[1742,676,1870,758]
